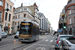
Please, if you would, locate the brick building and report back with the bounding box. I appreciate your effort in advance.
[0,0,5,29]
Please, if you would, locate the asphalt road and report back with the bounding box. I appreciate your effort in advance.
[0,35,56,50]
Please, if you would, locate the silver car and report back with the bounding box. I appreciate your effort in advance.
[2,32,7,38]
[60,36,75,50]
[55,35,73,50]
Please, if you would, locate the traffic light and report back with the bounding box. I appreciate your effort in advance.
[62,14,65,19]
[11,27,13,30]
[8,26,9,28]
[11,28,12,30]
[63,23,66,29]
[63,26,66,29]
[59,23,63,28]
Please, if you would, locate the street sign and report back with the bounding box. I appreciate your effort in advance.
[58,30,61,32]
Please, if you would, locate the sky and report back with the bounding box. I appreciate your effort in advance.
[11,0,68,31]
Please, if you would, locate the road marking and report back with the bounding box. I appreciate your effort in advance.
[37,44,55,48]
[36,47,46,50]
[45,39,48,41]
[50,40,53,42]
[37,44,51,46]
[23,39,45,50]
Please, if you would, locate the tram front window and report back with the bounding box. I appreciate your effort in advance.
[20,25,31,35]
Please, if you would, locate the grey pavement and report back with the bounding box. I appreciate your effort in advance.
[0,35,56,50]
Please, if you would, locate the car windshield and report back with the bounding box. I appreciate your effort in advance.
[66,37,75,44]
[59,36,73,41]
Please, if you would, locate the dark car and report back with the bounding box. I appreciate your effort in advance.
[14,31,19,38]
[60,36,75,50]
[55,35,73,50]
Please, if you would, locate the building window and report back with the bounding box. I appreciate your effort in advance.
[13,16,15,19]
[13,22,14,26]
[18,22,19,25]
[18,15,20,19]
[69,10,71,14]
[15,22,16,25]
[68,0,72,3]
[9,5,12,11]
[16,16,17,19]
[0,11,2,22]
[24,8,27,10]
[0,1,3,6]
[8,14,11,22]
[70,18,72,24]
[6,3,8,9]
[5,12,8,21]
[74,17,75,23]
[24,14,26,17]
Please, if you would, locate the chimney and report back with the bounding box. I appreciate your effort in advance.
[21,3,23,7]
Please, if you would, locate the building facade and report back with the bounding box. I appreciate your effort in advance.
[65,0,75,35]
[0,0,14,34]
[38,12,50,34]
[0,0,6,29]
[3,0,14,34]
[13,3,35,33]
[27,3,40,25]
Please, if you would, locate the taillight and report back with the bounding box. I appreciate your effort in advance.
[56,37,60,44]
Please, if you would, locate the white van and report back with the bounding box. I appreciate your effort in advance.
[0,26,2,41]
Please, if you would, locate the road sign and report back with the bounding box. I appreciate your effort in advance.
[58,30,61,32]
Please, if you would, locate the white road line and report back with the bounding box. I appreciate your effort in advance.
[50,40,53,42]
[45,39,48,41]
[37,44,55,48]
[37,44,51,46]
[23,39,45,50]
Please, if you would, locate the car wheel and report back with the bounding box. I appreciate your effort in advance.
[4,36,6,38]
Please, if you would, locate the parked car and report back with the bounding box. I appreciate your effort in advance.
[2,32,7,38]
[14,31,19,38]
[55,35,73,50]
[60,36,75,50]
[45,33,48,35]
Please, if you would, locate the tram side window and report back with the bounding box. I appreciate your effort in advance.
[33,26,36,35]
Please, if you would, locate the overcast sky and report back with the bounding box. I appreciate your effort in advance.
[11,0,68,31]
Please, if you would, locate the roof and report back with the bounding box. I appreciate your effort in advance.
[59,35,73,37]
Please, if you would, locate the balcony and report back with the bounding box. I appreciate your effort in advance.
[34,17,40,24]
[14,8,32,14]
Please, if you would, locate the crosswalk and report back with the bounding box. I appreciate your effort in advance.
[45,39,53,42]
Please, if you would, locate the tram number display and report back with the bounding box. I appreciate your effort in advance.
[21,23,30,25]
